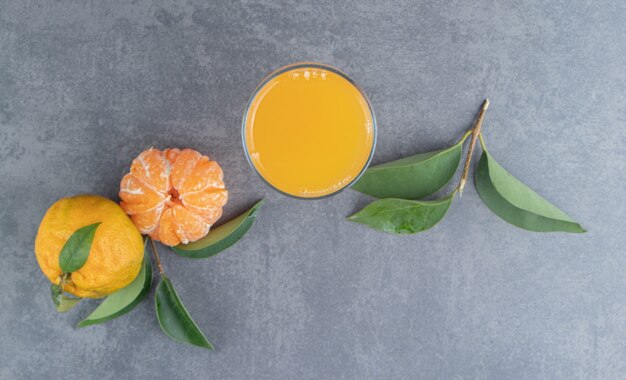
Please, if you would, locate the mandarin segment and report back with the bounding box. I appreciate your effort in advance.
[180,159,225,194]
[183,188,228,207]
[120,148,228,246]
[185,205,223,226]
[183,188,228,224]
[151,208,179,247]
[119,174,166,214]
[172,205,211,244]
[128,205,163,234]
[163,148,181,165]
[129,148,171,193]
[170,149,203,191]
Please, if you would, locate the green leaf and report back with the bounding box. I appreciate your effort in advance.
[59,222,101,273]
[155,276,213,350]
[475,150,585,233]
[172,200,264,259]
[351,141,462,199]
[347,194,454,234]
[77,255,153,327]
[51,284,81,313]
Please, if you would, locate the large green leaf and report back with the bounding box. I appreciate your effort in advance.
[172,200,263,259]
[347,194,454,234]
[78,255,153,327]
[351,142,462,199]
[155,276,213,350]
[50,284,81,313]
[475,151,585,233]
[58,222,101,273]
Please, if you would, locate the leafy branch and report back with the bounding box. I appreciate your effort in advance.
[57,201,264,350]
[348,99,584,234]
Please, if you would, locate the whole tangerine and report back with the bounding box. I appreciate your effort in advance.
[35,194,144,298]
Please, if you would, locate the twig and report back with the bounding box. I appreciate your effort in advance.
[58,273,69,291]
[458,99,490,195]
[149,237,165,275]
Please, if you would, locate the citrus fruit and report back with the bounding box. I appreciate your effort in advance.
[35,194,144,298]
[119,148,228,246]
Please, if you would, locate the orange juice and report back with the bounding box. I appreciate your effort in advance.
[243,63,376,198]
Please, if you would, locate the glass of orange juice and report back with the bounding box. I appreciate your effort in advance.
[242,63,377,199]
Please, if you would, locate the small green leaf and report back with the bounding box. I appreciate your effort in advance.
[475,150,585,233]
[59,222,101,273]
[347,194,454,234]
[351,141,463,199]
[172,200,264,259]
[155,276,213,350]
[78,255,153,327]
[51,284,81,313]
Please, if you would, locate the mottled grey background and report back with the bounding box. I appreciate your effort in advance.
[1,1,625,379]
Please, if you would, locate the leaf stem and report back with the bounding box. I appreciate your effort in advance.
[478,133,487,151]
[149,237,165,276]
[57,272,69,291]
[457,129,473,145]
[458,99,490,195]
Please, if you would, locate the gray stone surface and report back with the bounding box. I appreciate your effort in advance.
[1,1,625,379]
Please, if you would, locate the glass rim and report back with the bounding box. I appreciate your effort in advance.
[241,62,378,200]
